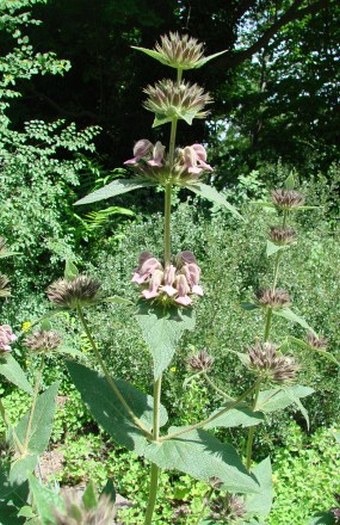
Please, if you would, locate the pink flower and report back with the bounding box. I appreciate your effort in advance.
[142,269,163,299]
[0,324,16,353]
[161,264,177,297]
[132,252,162,284]
[175,275,192,306]
[182,144,213,176]
[124,139,153,165]
[147,141,165,167]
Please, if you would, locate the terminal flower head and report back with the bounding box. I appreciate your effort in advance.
[132,251,203,307]
[247,341,299,384]
[25,330,61,354]
[271,189,305,210]
[256,288,291,308]
[0,324,16,353]
[47,274,101,310]
[269,226,296,245]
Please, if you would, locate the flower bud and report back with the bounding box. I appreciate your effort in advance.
[24,330,61,354]
[187,349,214,373]
[306,332,328,350]
[256,288,291,308]
[46,275,101,310]
[271,189,305,210]
[247,342,299,384]
[0,324,16,353]
[154,32,205,69]
[124,139,153,165]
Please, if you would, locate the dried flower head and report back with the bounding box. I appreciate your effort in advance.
[46,275,101,310]
[269,226,296,245]
[256,288,291,308]
[54,493,114,525]
[271,189,305,210]
[132,251,203,307]
[187,349,214,373]
[24,330,61,354]
[247,342,299,384]
[144,79,212,126]
[0,273,11,298]
[306,332,328,350]
[210,494,246,522]
[154,32,205,69]
[0,324,16,353]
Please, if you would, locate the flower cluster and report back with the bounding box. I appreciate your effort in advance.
[269,226,296,245]
[47,275,101,310]
[25,330,61,354]
[306,331,328,350]
[154,32,205,69]
[124,139,213,185]
[271,189,305,210]
[209,494,246,523]
[187,349,214,373]
[0,324,16,353]
[255,288,291,308]
[132,251,203,306]
[247,342,299,384]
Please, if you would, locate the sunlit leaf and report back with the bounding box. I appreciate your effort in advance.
[75,179,156,206]
[0,354,32,395]
[186,182,243,220]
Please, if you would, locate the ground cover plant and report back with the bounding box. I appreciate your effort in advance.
[0,5,339,524]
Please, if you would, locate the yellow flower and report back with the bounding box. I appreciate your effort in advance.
[21,321,32,332]
[170,367,177,373]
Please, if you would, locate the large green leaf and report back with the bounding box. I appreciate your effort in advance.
[136,303,195,378]
[185,182,243,220]
[245,457,273,517]
[67,362,167,453]
[9,455,38,486]
[28,474,64,524]
[306,512,336,525]
[273,307,315,333]
[0,354,32,395]
[14,382,59,456]
[144,428,259,494]
[203,404,265,429]
[74,178,155,206]
[257,385,314,413]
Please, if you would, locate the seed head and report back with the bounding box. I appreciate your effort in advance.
[247,342,299,384]
[0,324,16,353]
[54,493,114,525]
[256,288,291,308]
[306,332,328,350]
[144,79,212,126]
[0,274,11,298]
[271,189,305,210]
[187,349,214,373]
[24,330,61,354]
[46,275,101,310]
[269,226,296,245]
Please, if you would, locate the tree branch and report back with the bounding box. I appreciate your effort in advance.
[224,0,328,67]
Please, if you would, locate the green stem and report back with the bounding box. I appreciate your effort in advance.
[164,184,172,266]
[264,307,273,341]
[144,463,159,525]
[203,373,235,401]
[245,383,261,470]
[160,381,259,442]
[23,356,45,453]
[153,375,162,440]
[76,306,152,439]
[0,397,8,429]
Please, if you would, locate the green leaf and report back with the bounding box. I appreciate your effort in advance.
[64,259,79,280]
[75,179,156,206]
[9,455,38,485]
[67,362,167,453]
[194,49,228,68]
[40,318,52,331]
[14,382,59,455]
[56,346,85,360]
[136,303,195,378]
[284,172,296,190]
[144,428,259,494]
[131,46,169,66]
[266,240,290,257]
[100,480,116,504]
[203,404,265,429]
[257,385,314,413]
[0,354,33,395]
[282,386,310,429]
[245,457,273,517]
[306,512,336,524]
[104,295,134,306]
[28,473,64,524]
[241,302,259,311]
[82,481,98,511]
[186,182,244,220]
[273,307,316,333]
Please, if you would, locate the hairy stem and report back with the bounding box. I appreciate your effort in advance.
[203,373,235,401]
[144,463,159,525]
[164,184,172,266]
[23,356,45,453]
[76,306,152,439]
[264,307,273,341]
[160,381,259,442]
[245,383,261,470]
